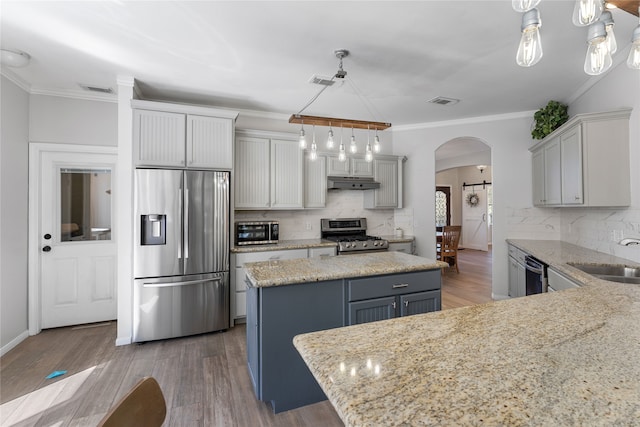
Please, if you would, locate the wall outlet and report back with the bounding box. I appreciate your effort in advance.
[611,229,624,241]
[305,223,312,231]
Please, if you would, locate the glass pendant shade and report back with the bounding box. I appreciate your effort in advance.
[584,21,612,75]
[310,126,317,161]
[573,0,604,27]
[299,124,306,149]
[628,23,640,70]
[373,133,381,153]
[512,0,540,12]
[326,127,334,149]
[365,142,373,162]
[599,11,617,54]
[338,142,346,162]
[349,128,357,154]
[516,9,543,67]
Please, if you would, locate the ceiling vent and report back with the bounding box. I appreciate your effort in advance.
[428,96,460,106]
[79,84,114,94]
[308,75,336,86]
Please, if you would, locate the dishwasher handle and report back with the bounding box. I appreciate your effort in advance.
[525,256,545,275]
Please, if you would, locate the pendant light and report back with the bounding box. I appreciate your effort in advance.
[599,10,617,54]
[298,121,307,149]
[628,8,640,70]
[373,129,381,153]
[365,126,373,163]
[516,8,543,67]
[572,0,604,27]
[338,125,347,162]
[349,126,357,154]
[310,125,318,161]
[512,0,540,12]
[326,122,335,149]
[584,21,612,75]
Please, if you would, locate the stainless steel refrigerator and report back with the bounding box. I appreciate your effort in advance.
[133,169,229,342]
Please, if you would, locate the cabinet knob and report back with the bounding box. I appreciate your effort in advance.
[575,196,581,200]
[391,301,396,309]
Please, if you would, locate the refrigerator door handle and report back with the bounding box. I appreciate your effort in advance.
[177,188,183,260]
[184,188,189,260]
[142,277,221,288]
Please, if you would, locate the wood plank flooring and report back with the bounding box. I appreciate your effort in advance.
[1,249,492,427]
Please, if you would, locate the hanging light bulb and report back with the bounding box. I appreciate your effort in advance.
[373,129,381,153]
[326,122,334,149]
[516,8,543,67]
[310,125,318,161]
[627,11,640,70]
[365,126,373,163]
[573,0,604,27]
[338,125,346,162]
[511,0,540,12]
[349,126,357,154]
[584,21,612,75]
[599,10,617,54]
[298,120,306,149]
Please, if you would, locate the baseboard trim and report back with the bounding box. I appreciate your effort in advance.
[492,293,510,301]
[115,336,132,346]
[1,330,29,357]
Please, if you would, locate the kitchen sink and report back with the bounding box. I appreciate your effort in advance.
[568,263,640,284]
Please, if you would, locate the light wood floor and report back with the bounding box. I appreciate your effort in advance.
[1,249,492,427]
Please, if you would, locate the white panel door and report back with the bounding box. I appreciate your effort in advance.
[461,188,488,251]
[39,150,117,328]
[187,115,233,169]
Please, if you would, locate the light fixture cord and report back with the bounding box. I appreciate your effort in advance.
[346,77,386,124]
[296,79,335,115]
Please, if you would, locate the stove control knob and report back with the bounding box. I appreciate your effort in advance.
[344,243,351,248]
[362,243,368,248]
[373,242,379,246]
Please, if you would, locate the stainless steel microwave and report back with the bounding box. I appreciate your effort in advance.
[235,221,279,245]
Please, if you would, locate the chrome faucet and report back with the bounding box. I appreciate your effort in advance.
[619,238,640,246]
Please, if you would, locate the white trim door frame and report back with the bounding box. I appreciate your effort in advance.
[28,143,118,335]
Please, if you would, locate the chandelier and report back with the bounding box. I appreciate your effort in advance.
[290,49,391,163]
[513,0,640,74]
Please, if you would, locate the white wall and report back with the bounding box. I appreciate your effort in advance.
[393,114,538,299]
[29,95,117,145]
[1,76,30,354]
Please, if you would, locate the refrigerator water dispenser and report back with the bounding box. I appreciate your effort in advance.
[141,214,166,245]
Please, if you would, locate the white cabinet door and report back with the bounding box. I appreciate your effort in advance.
[543,137,562,205]
[327,155,350,176]
[364,158,399,208]
[308,246,336,257]
[351,158,374,177]
[531,148,546,206]
[388,241,413,254]
[235,136,270,209]
[271,139,303,209]
[305,153,327,208]
[134,110,186,167]
[508,256,526,297]
[186,115,233,169]
[560,124,583,205]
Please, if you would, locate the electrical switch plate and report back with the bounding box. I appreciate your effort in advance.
[305,223,312,230]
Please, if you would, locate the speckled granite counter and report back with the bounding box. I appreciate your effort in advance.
[231,239,336,253]
[245,251,447,288]
[294,240,640,426]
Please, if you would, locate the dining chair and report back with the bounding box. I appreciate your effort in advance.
[97,377,166,427]
[436,225,461,273]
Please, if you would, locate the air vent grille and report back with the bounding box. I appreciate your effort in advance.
[79,84,114,94]
[308,75,335,86]
[427,96,460,106]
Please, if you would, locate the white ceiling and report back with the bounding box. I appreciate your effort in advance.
[1,1,638,127]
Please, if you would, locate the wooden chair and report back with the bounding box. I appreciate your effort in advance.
[97,377,166,427]
[436,225,461,273]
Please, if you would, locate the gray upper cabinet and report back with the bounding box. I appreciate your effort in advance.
[234,130,303,210]
[364,156,403,209]
[327,156,373,177]
[530,109,631,207]
[132,100,237,169]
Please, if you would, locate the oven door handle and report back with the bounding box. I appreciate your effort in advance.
[525,262,544,275]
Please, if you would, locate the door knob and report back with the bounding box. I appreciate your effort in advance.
[44,233,52,240]
[42,245,52,252]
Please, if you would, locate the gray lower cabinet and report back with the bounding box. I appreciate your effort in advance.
[246,280,344,413]
[346,270,441,326]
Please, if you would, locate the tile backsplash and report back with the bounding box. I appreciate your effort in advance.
[234,190,396,240]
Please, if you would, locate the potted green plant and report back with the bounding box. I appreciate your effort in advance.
[531,100,569,140]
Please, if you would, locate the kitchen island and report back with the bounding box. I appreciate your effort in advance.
[294,241,640,426]
[244,251,447,413]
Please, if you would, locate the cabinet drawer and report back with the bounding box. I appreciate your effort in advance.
[236,248,308,265]
[308,246,337,257]
[508,245,526,265]
[347,271,440,302]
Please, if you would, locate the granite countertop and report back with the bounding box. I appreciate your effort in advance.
[245,251,447,288]
[231,239,337,253]
[294,240,640,426]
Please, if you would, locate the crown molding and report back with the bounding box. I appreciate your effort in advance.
[30,86,117,103]
[0,67,31,92]
[392,110,537,132]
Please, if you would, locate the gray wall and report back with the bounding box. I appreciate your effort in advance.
[1,76,30,354]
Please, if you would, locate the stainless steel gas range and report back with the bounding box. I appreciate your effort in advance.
[320,218,389,254]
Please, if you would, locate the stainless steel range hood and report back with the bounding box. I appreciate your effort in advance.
[327,176,380,190]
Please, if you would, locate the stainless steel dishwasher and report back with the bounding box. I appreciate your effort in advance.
[524,255,548,295]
